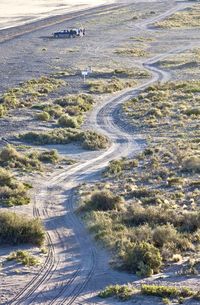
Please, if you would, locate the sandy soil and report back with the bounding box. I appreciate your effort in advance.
[0,1,199,304]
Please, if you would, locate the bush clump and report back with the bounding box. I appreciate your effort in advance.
[182,156,200,173]
[7,250,40,266]
[58,114,79,128]
[0,168,30,206]
[141,284,194,298]
[90,190,123,211]
[38,149,59,164]
[122,242,162,276]
[99,284,136,300]
[0,212,45,246]
[36,111,51,121]
[0,145,41,170]
[18,128,109,150]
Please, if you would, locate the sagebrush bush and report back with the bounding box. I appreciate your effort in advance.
[38,150,59,164]
[0,212,45,246]
[58,114,79,128]
[0,145,41,170]
[182,156,200,173]
[19,129,109,150]
[153,224,178,248]
[141,284,194,298]
[36,111,51,121]
[122,242,162,276]
[99,284,136,300]
[90,191,123,211]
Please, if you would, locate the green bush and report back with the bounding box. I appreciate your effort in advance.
[0,212,45,246]
[38,150,59,164]
[141,284,194,298]
[99,284,135,300]
[153,224,178,248]
[122,242,162,276]
[90,191,123,211]
[58,114,79,128]
[36,111,51,121]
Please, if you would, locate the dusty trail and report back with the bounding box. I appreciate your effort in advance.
[6,1,198,305]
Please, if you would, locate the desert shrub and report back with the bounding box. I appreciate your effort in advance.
[36,111,50,121]
[141,285,194,298]
[58,114,79,128]
[182,156,200,173]
[0,212,45,246]
[82,131,109,150]
[18,129,109,150]
[0,145,41,170]
[0,168,30,207]
[7,250,40,266]
[89,191,123,211]
[184,108,200,116]
[125,203,200,233]
[105,159,123,176]
[116,47,148,57]
[122,242,162,276]
[0,104,7,117]
[99,284,136,300]
[38,150,59,163]
[0,168,13,186]
[88,78,135,94]
[0,76,64,111]
[153,224,178,248]
[44,105,63,119]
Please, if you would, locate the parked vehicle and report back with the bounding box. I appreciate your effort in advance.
[53,28,85,38]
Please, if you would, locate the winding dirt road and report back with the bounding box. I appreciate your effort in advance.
[6,2,198,304]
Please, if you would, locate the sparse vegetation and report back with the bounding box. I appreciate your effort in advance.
[87,78,136,94]
[155,5,200,28]
[116,47,149,57]
[99,284,199,302]
[0,145,60,170]
[0,76,65,115]
[79,79,200,276]
[0,212,45,246]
